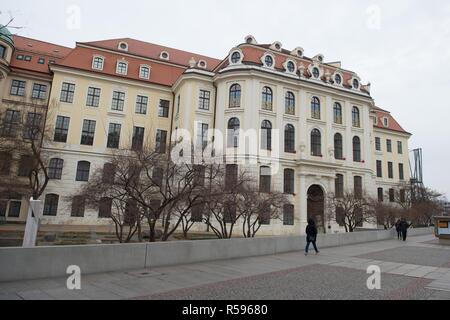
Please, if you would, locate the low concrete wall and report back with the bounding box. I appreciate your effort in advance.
[0,227,433,282]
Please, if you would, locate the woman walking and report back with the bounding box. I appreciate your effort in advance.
[395,220,402,240]
[305,218,320,256]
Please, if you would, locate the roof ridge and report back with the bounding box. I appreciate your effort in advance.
[13,35,72,50]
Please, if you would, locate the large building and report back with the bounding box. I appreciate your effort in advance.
[0,28,412,235]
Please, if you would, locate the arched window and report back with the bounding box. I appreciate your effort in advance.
[335,74,342,85]
[259,166,271,193]
[264,55,274,67]
[231,52,241,64]
[262,87,273,110]
[284,124,295,153]
[287,61,295,73]
[284,169,295,195]
[261,120,272,151]
[76,161,91,182]
[334,133,343,160]
[48,158,64,180]
[43,194,59,216]
[311,129,322,156]
[311,97,321,119]
[229,84,241,108]
[285,91,295,115]
[312,67,320,78]
[352,107,360,127]
[353,136,361,162]
[334,102,342,124]
[335,174,344,198]
[227,118,240,148]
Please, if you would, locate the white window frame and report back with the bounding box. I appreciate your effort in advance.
[283,59,297,75]
[332,71,344,87]
[116,60,128,75]
[139,65,151,80]
[118,42,129,52]
[160,51,170,61]
[197,60,208,69]
[308,64,323,80]
[229,49,243,65]
[91,55,104,71]
[261,52,275,69]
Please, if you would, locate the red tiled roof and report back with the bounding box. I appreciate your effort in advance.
[80,38,222,71]
[54,46,187,87]
[220,44,366,92]
[10,36,72,75]
[374,107,410,135]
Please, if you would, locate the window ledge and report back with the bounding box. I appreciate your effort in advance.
[283,114,299,121]
[108,111,126,117]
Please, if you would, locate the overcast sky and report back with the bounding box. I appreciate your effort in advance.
[2,0,449,198]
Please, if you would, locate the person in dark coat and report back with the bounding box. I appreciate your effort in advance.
[400,218,410,241]
[305,218,319,256]
[395,220,402,240]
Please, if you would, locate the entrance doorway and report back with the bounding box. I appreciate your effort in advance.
[307,185,326,233]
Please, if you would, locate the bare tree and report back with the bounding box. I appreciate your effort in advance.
[0,99,55,201]
[326,192,375,233]
[371,200,404,230]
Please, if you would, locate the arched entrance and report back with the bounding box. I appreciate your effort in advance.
[307,185,325,233]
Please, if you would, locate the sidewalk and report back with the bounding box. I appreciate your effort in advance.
[1,234,449,300]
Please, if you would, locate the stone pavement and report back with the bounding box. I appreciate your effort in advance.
[0,234,449,300]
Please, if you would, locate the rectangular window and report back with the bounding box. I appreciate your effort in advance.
[37,58,45,64]
[81,120,96,146]
[389,189,395,202]
[376,160,383,178]
[193,165,206,187]
[400,189,406,203]
[71,196,86,217]
[378,188,384,202]
[0,45,6,59]
[135,95,148,115]
[158,100,170,118]
[139,66,150,79]
[354,176,363,198]
[111,91,125,111]
[43,194,59,216]
[60,82,75,103]
[8,201,22,218]
[259,207,271,225]
[283,204,294,226]
[24,56,32,62]
[10,80,26,96]
[199,90,211,110]
[107,123,121,149]
[18,155,34,177]
[155,129,167,154]
[259,167,271,193]
[197,123,209,151]
[388,162,394,179]
[116,62,128,75]
[98,198,112,218]
[375,137,381,151]
[54,116,70,143]
[191,203,204,223]
[225,164,238,191]
[387,139,392,153]
[398,141,403,154]
[0,152,12,175]
[177,95,180,114]
[31,84,47,100]
[2,110,20,137]
[23,112,42,140]
[399,163,404,180]
[86,87,101,107]
[132,126,145,151]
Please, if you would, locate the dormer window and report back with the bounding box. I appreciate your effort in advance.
[383,117,389,127]
[198,60,207,69]
[0,45,6,59]
[92,56,104,71]
[118,42,128,51]
[312,67,320,78]
[231,51,241,64]
[271,42,282,51]
[287,61,295,73]
[353,79,360,89]
[261,53,275,68]
[291,47,304,58]
[245,35,257,44]
[160,51,170,61]
[116,61,128,75]
[139,65,150,80]
[335,74,342,85]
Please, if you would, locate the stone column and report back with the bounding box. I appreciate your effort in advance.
[299,174,308,234]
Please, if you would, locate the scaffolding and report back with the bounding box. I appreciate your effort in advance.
[409,148,425,203]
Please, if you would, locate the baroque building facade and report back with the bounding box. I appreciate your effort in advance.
[0,28,411,235]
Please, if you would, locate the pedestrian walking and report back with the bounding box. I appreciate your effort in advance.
[395,220,402,240]
[305,218,319,256]
[400,218,410,241]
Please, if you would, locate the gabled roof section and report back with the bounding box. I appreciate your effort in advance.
[10,35,72,75]
[374,106,411,135]
[80,38,222,71]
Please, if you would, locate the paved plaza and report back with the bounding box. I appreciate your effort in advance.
[1,234,449,300]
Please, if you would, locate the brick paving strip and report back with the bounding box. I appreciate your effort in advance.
[0,234,449,300]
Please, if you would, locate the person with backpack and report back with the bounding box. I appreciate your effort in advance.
[305,218,320,256]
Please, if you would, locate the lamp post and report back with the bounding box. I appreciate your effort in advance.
[23,198,44,248]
